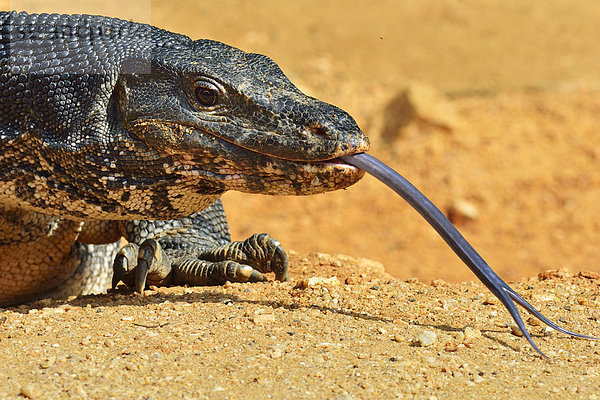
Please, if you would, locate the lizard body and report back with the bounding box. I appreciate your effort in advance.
[0,11,369,305]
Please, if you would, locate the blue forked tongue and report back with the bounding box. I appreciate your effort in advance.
[341,152,597,358]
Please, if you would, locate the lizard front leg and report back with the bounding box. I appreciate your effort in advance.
[112,199,288,292]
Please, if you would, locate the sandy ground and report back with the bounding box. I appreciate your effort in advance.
[1,256,600,399]
[1,0,600,399]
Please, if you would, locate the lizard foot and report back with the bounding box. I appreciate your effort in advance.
[112,233,288,292]
[197,233,289,282]
[112,241,173,292]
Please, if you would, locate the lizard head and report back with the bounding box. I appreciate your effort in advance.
[0,14,367,220]
[116,38,369,198]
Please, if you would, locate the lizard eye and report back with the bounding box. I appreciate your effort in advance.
[194,84,219,107]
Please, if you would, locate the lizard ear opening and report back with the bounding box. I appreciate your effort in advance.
[112,78,129,116]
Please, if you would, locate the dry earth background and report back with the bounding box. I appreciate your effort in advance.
[1,0,600,399]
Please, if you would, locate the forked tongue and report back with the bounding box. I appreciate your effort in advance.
[341,152,597,358]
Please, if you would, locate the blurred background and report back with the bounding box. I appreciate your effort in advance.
[6,0,600,282]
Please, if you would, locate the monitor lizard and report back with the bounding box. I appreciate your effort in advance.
[0,11,369,306]
[1,11,595,358]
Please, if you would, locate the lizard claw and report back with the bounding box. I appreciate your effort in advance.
[112,243,139,289]
[112,240,173,292]
[134,239,173,292]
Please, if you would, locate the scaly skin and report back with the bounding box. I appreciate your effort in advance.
[0,11,369,305]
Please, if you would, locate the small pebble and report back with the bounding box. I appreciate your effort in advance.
[463,327,482,341]
[424,356,438,366]
[40,356,56,369]
[252,313,275,324]
[20,383,42,399]
[42,307,64,315]
[578,271,600,280]
[510,324,524,337]
[334,394,355,400]
[270,348,283,358]
[417,331,437,347]
[392,333,404,343]
[36,298,53,307]
[454,332,465,343]
[447,198,479,224]
[295,276,340,289]
[544,326,555,336]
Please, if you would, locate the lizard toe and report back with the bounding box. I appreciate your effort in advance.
[172,259,268,285]
[112,240,173,292]
[245,233,289,281]
[112,243,139,289]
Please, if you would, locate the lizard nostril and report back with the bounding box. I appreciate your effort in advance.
[308,124,328,138]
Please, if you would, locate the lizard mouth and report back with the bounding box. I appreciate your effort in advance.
[310,157,361,172]
[198,136,365,196]
[131,120,367,195]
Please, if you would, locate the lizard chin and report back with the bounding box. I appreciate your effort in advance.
[230,158,365,196]
[174,151,366,196]
[209,131,369,196]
